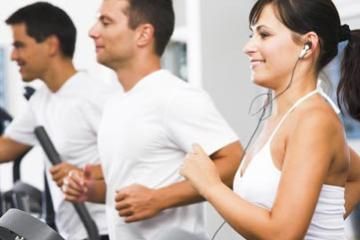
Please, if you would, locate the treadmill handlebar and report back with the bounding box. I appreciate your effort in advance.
[34,127,62,165]
[34,126,100,240]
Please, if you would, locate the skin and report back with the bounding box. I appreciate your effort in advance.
[50,162,82,187]
[62,0,244,223]
[10,24,50,82]
[345,149,360,217]
[63,164,106,203]
[0,22,80,188]
[180,4,349,240]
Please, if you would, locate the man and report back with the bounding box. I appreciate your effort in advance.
[1,2,111,239]
[63,0,243,239]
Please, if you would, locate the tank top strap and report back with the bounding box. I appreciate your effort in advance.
[268,89,319,143]
[317,80,341,114]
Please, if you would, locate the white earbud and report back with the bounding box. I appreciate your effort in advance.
[299,42,312,59]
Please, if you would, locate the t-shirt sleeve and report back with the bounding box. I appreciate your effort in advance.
[4,102,37,146]
[163,87,239,155]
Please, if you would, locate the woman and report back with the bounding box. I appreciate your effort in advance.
[181,0,360,239]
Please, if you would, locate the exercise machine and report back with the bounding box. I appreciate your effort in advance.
[0,208,64,240]
[35,126,100,240]
[0,209,62,240]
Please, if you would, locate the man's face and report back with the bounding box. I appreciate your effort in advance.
[89,0,137,70]
[10,23,49,82]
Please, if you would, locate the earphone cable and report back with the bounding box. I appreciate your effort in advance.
[249,57,301,119]
[210,57,301,240]
[210,103,267,240]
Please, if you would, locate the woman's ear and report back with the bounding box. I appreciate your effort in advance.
[301,31,320,59]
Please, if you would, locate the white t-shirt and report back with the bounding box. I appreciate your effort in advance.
[98,70,239,240]
[5,71,114,240]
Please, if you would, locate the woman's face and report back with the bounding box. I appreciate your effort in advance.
[243,4,303,90]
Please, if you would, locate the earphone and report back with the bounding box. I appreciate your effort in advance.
[212,40,313,240]
[299,42,312,59]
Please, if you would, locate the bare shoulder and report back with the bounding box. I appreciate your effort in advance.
[291,98,344,142]
[282,98,348,180]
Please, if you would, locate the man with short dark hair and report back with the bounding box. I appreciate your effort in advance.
[1,2,110,239]
[63,0,243,239]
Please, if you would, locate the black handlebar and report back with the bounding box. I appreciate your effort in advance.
[34,126,100,240]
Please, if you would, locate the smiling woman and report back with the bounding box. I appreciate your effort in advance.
[181,0,360,239]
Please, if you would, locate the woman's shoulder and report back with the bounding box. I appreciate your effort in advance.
[292,97,344,139]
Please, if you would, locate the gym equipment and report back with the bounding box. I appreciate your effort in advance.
[0,208,64,240]
[0,88,46,220]
[0,106,42,219]
[352,204,360,239]
[2,181,42,215]
[34,126,100,240]
[0,88,57,229]
[0,105,48,225]
[0,107,11,135]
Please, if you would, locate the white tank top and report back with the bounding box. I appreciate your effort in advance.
[234,88,345,239]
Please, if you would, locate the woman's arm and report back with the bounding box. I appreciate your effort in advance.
[181,110,341,240]
[345,147,360,217]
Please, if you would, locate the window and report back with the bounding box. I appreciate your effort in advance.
[161,41,188,81]
[0,47,6,107]
[322,41,360,139]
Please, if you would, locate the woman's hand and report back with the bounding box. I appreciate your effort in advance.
[180,144,223,197]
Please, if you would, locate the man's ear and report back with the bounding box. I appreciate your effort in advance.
[45,35,60,57]
[136,23,155,48]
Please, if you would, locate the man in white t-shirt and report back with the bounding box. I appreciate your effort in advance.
[1,2,111,240]
[62,0,243,239]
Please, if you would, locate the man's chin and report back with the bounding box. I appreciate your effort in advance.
[96,57,112,69]
[21,76,36,82]
[96,56,106,65]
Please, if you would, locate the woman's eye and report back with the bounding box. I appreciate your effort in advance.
[259,32,270,39]
[101,21,110,26]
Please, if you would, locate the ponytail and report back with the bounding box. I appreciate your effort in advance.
[337,30,360,121]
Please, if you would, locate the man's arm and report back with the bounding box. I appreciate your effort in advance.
[154,141,243,206]
[115,141,243,222]
[0,137,31,163]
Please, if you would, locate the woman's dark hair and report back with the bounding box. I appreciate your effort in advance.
[337,30,360,121]
[250,0,360,121]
